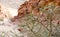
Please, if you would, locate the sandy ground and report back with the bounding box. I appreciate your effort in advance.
[0,0,26,9]
[0,0,27,37]
[0,0,27,17]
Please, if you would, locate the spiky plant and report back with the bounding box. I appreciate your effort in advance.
[15,0,60,37]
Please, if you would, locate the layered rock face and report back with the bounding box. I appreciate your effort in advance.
[14,0,60,37]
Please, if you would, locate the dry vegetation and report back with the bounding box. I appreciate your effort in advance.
[14,0,60,37]
[0,0,60,37]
